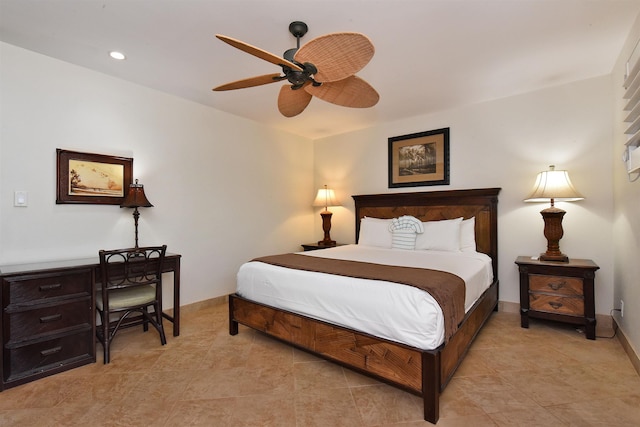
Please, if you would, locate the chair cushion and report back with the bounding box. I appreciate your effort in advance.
[96,285,156,311]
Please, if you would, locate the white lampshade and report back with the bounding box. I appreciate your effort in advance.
[524,165,584,204]
[313,185,339,210]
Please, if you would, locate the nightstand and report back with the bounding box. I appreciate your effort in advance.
[515,256,599,340]
[301,243,344,251]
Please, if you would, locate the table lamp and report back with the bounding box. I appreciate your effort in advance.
[120,179,153,248]
[313,184,339,246]
[524,165,584,262]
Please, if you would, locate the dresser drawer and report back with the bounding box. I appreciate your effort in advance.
[4,298,91,342]
[529,293,584,316]
[529,274,583,296]
[3,269,92,306]
[3,329,93,383]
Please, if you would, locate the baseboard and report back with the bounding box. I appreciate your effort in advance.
[164,295,228,316]
[499,301,519,313]
[614,318,640,377]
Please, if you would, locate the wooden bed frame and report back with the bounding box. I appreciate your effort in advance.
[228,188,500,424]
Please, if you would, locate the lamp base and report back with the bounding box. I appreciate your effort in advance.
[319,211,335,247]
[539,253,569,262]
[132,207,141,248]
[540,206,569,263]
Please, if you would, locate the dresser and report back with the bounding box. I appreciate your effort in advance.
[515,256,599,340]
[0,260,96,390]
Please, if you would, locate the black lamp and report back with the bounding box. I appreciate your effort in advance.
[120,179,153,248]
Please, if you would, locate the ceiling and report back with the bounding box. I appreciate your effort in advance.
[2,1,640,140]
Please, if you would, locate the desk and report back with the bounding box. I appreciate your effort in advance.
[156,253,181,336]
[0,253,181,336]
[0,253,181,390]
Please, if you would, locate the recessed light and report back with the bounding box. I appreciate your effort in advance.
[109,51,126,60]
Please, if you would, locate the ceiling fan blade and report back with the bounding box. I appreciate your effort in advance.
[305,76,379,108]
[295,33,374,83]
[278,85,312,117]
[216,34,303,71]
[213,73,284,91]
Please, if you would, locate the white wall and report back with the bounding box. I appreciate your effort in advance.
[612,15,640,357]
[314,76,615,313]
[0,42,315,307]
[0,40,621,324]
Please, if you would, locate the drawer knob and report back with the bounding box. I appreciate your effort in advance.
[40,346,62,357]
[548,281,565,291]
[549,301,563,310]
[39,283,62,292]
[39,313,62,323]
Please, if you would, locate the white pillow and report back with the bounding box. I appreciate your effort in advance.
[460,217,476,252]
[389,215,424,250]
[415,217,463,252]
[358,217,393,248]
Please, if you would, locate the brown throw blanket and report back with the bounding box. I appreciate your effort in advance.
[252,253,466,344]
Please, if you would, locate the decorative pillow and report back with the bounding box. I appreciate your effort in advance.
[415,217,463,252]
[358,217,393,248]
[388,215,424,250]
[460,217,476,252]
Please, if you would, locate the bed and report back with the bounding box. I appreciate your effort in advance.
[228,188,500,424]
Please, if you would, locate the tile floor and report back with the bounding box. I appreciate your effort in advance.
[0,303,639,426]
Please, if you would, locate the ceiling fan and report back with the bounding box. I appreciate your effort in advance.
[212,21,379,117]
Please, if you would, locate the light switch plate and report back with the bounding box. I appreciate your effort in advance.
[14,191,28,207]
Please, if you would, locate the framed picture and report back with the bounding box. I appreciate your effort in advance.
[56,149,133,205]
[388,127,450,188]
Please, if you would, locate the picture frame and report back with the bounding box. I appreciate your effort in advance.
[388,127,450,188]
[56,149,133,205]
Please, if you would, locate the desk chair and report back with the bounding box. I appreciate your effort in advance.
[96,245,167,363]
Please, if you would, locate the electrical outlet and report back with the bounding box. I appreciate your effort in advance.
[621,300,624,318]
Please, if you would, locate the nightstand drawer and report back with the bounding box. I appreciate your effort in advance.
[4,298,92,342]
[530,293,584,316]
[529,274,583,296]
[3,269,92,306]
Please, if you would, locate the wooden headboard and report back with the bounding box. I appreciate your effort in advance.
[352,188,501,279]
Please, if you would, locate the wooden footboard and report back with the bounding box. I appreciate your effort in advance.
[229,295,424,392]
[229,279,498,424]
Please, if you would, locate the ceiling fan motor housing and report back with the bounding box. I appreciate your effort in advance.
[284,62,318,88]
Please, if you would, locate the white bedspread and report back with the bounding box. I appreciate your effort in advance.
[236,244,493,350]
